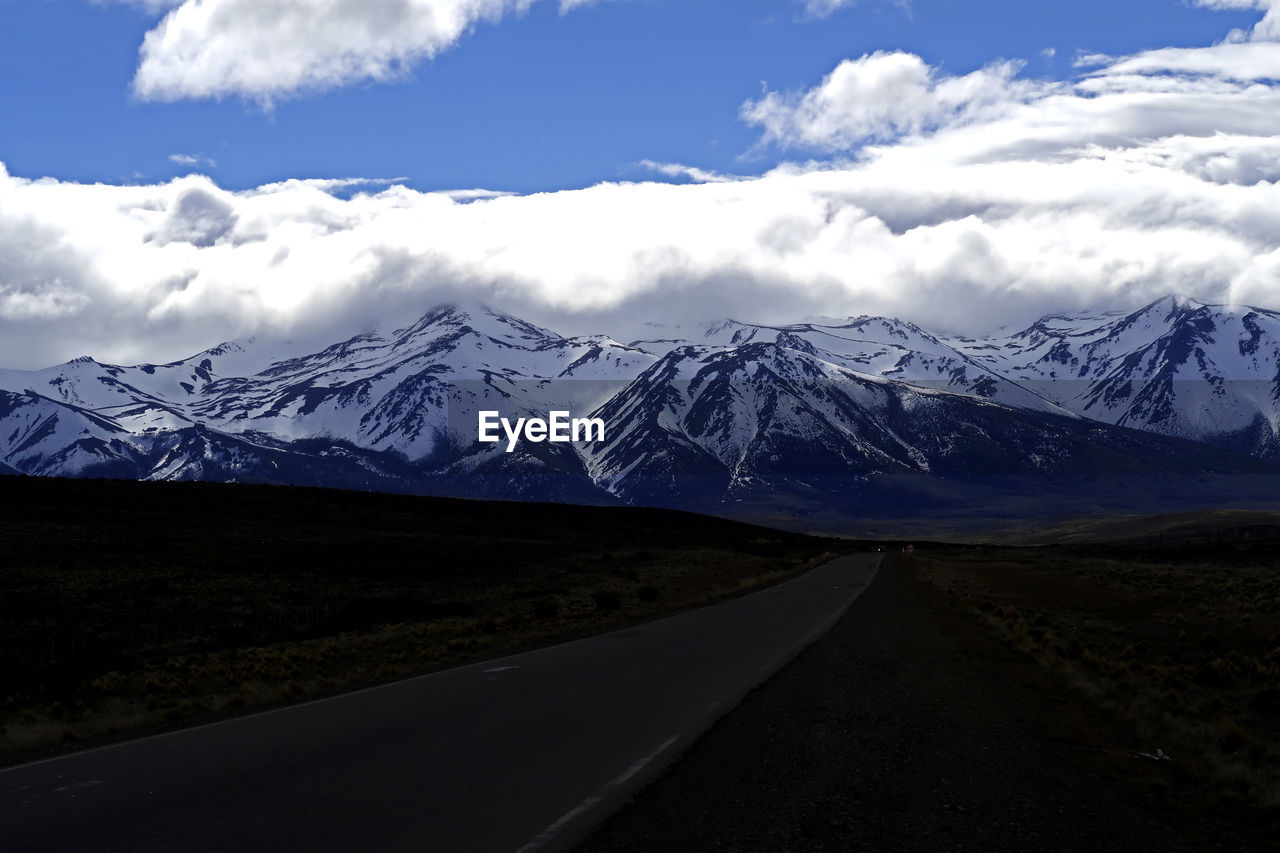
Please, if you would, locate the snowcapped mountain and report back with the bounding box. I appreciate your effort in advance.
[185,306,653,465]
[635,316,1068,416]
[0,390,140,478]
[948,295,1280,458]
[0,306,651,487]
[580,337,1270,512]
[1,296,1278,521]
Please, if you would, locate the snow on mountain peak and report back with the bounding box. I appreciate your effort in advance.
[4,293,1280,496]
[393,303,564,348]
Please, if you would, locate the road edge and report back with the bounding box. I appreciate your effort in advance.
[521,553,884,853]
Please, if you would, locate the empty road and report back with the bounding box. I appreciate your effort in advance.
[1,553,880,853]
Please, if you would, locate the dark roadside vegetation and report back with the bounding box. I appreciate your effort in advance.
[0,476,842,766]
[907,515,1280,834]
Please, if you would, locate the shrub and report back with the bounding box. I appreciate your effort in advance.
[592,590,621,611]
[1200,634,1227,656]
[1218,720,1251,756]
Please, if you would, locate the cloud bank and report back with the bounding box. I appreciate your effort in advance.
[3,5,1280,367]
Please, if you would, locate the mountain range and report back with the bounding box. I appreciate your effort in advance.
[4,295,1280,526]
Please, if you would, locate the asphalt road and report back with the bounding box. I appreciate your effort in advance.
[1,553,880,853]
[577,554,1212,852]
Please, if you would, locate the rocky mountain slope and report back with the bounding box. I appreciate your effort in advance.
[1,297,1277,520]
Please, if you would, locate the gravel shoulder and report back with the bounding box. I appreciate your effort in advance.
[576,555,1244,852]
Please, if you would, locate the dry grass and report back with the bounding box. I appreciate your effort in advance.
[911,544,1280,820]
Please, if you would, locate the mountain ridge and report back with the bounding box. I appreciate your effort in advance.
[4,297,1279,521]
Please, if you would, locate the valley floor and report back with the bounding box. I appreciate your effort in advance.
[577,555,1262,852]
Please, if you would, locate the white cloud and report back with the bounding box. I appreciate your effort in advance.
[800,0,910,19]
[169,153,217,169]
[4,5,1280,366]
[1193,0,1280,42]
[741,52,1043,151]
[1096,42,1280,80]
[132,0,544,103]
[637,161,736,184]
[149,187,238,247]
[802,0,857,16]
[438,188,518,201]
[94,0,185,12]
[1072,51,1113,69]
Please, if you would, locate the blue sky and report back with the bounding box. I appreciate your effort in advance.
[0,0,1263,192]
[2,0,1280,367]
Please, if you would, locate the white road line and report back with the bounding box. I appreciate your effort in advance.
[484,666,520,674]
[514,734,680,853]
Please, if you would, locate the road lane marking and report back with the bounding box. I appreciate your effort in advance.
[484,666,520,674]
[515,734,680,853]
